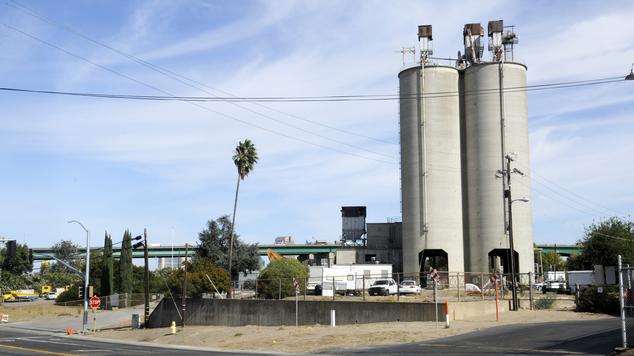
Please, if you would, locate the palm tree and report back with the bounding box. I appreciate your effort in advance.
[228,139,258,297]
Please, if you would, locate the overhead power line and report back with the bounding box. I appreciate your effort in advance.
[4,0,395,146]
[0,77,625,103]
[0,22,397,165]
[1,23,398,164]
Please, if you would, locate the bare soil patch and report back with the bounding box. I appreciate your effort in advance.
[95,308,611,353]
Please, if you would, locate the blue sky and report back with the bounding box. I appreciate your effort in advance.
[0,0,633,249]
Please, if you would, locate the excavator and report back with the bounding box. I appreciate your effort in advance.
[266,248,285,262]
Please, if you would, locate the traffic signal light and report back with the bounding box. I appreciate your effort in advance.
[6,240,16,258]
[133,235,143,241]
[133,241,144,249]
[78,286,83,299]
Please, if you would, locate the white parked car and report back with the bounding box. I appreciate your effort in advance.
[368,278,398,296]
[399,280,421,294]
[45,292,58,300]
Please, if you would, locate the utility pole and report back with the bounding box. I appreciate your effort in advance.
[143,228,150,327]
[504,155,518,311]
[503,155,528,311]
[181,243,188,327]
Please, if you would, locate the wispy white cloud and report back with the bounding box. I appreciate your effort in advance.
[1,0,633,246]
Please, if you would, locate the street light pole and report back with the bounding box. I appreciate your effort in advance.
[68,220,90,334]
[143,228,150,327]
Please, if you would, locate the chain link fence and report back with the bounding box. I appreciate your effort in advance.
[55,293,162,310]
[223,271,566,309]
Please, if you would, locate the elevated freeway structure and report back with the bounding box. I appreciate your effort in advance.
[30,243,580,262]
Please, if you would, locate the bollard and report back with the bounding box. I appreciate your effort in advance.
[330,310,336,327]
[495,280,500,321]
[445,301,450,328]
[170,321,177,335]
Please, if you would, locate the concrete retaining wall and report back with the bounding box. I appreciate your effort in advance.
[149,298,446,328]
[450,300,506,320]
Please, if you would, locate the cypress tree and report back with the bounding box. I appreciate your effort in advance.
[119,230,133,294]
[101,231,114,296]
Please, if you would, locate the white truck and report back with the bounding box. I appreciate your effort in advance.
[308,264,393,296]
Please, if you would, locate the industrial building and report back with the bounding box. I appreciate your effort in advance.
[399,21,534,276]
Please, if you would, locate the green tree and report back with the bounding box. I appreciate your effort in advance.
[51,240,81,273]
[165,257,230,297]
[119,230,133,294]
[88,249,103,296]
[40,271,81,289]
[228,139,258,292]
[567,217,634,270]
[197,215,260,278]
[1,242,32,275]
[539,251,566,272]
[257,259,308,299]
[100,232,114,296]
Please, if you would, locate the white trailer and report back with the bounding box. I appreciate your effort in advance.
[567,271,594,292]
[308,264,393,296]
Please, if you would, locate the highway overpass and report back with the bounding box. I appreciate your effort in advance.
[30,243,580,260]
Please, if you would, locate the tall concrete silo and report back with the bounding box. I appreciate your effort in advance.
[399,25,464,276]
[462,21,534,274]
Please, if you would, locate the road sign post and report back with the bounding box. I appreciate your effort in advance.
[89,295,100,333]
[89,295,100,309]
[293,278,299,327]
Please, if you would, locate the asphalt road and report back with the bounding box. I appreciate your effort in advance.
[0,317,622,355]
[333,317,621,355]
[0,327,273,356]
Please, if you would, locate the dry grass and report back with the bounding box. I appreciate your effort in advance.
[0,301,82,322]
[95,308,610,353]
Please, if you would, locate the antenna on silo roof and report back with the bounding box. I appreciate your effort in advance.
[396,47,416,66]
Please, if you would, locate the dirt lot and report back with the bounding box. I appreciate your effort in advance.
[0,300,82,322]
[95,308,611,353]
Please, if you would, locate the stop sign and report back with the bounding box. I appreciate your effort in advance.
[89,295,100,309]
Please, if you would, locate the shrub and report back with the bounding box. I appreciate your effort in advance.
[575,285,620,315]
[534,298,555,310]
[56,284,81,305]
[166,257,230,298]
[257,259,308,299]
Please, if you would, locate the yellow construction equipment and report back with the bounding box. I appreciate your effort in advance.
[267,248,285,262]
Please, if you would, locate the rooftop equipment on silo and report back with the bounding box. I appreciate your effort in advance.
[417,25,433,63]
[463,23,484,64]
